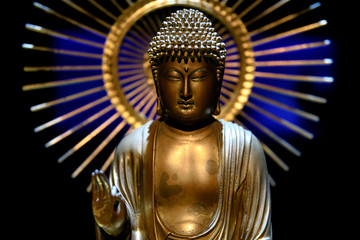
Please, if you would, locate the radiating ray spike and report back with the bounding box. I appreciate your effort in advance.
[221,33,232,43]
[254,71,334,83]
[126,0,134,5]
[252,20,328,47]
[101,150,115,173]
[225,54,241,61]
[118,56,143,64]
[255,59,333,67]
[22,44,102,59]
[34,96,109,133]
[118,63,143,70]
[123,31,148,52]
[127,29,151,50]
[110,0,124,12]
[85,148,116,192]
[141,94,157,117]
[46,104,114,147]
[222,81,237,90]
[153,10,163,29]
[245,0,290,26]
[226,46,238,55]
[33,2,107,38]
[223,74,239,83]
[126,82,148,101]
[140,18,156,38]
[261,144,289,172]
[25,24,104,49]
[250,93,319,122]
[24,65,102,72]
[239,111,301,156]
[71,119,127,178]
[118,68,144,77]
[253,40,331,57]
[58,112,120,163]
[123,35,148,51]
[23,74,103,91]
[224,61,241,68]
[129,86,152,106]
[146,14,160,34]
[246,101,314,139]
[231,0,244,11]
[253,82,327,103]
[249,2,321,36]
[31,86,105,112]
[119,73,145,86]
[224,38,235,47]
[233,119,289,172]
[88,0,117,20]
[224,69,241,76]
[134,90,155,112]
[215,25,227,36]
[148,101,158,120]
[122,77,146,92]
[213,22,222,32]
[86,125,131,192]
[221,86,234,98]
[62,0,112,28]
[120,48,144,59]
[268,175,276,187]
[220,95,229,104]
[238,0,263,19]
[122,42,147,55]
[133,23,153,42]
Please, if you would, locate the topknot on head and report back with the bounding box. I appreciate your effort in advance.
[148,9,226,81]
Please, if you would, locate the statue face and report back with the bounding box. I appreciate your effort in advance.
[157,58,219,125]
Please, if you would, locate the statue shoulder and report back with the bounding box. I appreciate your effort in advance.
[219,119,252,141]
[219,119,267,181]
[116,120,154,155]
[219,119,262,152]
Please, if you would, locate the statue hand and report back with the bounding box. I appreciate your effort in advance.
[91,170,126,236]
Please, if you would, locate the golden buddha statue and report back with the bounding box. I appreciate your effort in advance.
[91,9,271,240]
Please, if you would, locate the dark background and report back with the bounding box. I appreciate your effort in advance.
[6,1,355,239]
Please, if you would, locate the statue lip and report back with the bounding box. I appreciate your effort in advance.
[178,99,195,109]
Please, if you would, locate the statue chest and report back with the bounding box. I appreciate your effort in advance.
[153,122,221,236]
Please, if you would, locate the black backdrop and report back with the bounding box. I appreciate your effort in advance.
[6,1,355,239]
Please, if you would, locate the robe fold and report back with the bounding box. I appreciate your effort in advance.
[96,119,271,240]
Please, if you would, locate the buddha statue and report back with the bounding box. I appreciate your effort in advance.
[91,9,272,240]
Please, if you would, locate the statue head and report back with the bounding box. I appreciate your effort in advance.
[148,9,226,126]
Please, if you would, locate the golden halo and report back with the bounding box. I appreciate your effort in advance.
[102,0,255,128]
[22,0,333,187]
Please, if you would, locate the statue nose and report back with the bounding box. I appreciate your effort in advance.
[180,79,192,100]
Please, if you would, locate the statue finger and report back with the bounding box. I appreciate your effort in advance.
[96,170,111,199]
[91,171,99,201]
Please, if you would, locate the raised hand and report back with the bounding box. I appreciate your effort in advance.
[91,170,127,236]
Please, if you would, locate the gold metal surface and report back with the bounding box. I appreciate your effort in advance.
[91,9,272,239]
[102,0,255,127]
[22,0,333,186]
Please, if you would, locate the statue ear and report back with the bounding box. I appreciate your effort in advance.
[212,100,221,116]
[156,97,163,116]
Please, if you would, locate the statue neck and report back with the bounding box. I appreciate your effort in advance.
[164,116,216,132]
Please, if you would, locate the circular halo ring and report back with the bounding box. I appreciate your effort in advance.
[102,0,255,128]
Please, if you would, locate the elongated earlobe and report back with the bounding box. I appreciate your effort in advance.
[212,100,221,116]
[156,98,163,116]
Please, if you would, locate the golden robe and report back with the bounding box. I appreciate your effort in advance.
[97,119,272,240]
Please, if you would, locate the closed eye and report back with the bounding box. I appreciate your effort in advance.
[191,75,207,82]
[167,75,181,81]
